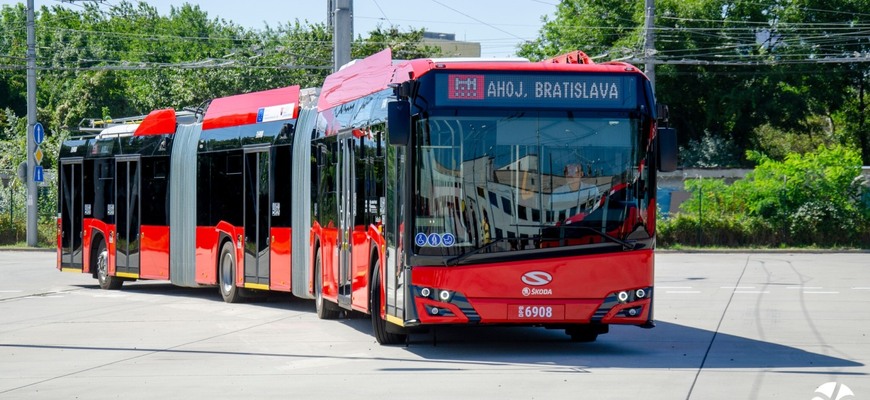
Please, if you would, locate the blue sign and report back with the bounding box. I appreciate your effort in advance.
[415,233,428,247]
[436,73,638,110]
[33,122,45,145]
[33,165,44,182]
[427,233,442,247]
[441,233,455,247]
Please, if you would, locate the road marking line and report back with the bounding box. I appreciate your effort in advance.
[0,290,23,293]
[658,286,693,289]
[852,287,870,290]
[666,291,701,294]
[803,291,839,294]
[734,290,769,294]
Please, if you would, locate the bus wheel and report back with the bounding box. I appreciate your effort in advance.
[566,325,602,343]
[314,249,340,319]
[95,239,122,290]
[370,262,406,345]
[219,241,242,303]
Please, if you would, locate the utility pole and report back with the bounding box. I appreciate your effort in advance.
[331,0,353,72]
[644,0,656,94]
[26,0,37,246]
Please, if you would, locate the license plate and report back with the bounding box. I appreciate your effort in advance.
[508,305,565,320]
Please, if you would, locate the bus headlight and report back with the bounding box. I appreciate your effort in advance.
[617,291,630,303]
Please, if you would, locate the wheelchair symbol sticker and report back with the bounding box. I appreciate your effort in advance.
[415,233,428,247]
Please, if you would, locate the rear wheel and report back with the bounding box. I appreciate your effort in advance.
[219,241,243,303]
[95,239,122,290]
[314,249,340,319]
[370,261,406,345]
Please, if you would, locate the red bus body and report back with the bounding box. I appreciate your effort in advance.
[58,48,674,344]
[57,86,311,300]
[300,49,670,343]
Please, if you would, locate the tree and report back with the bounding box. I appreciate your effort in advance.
[519,0,870,165]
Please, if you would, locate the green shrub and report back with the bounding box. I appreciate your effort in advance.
[658,213,780,247]
[663,145,870,248]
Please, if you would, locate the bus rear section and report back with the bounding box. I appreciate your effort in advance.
[57,86,318,301]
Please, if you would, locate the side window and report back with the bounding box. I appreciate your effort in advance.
[360,126,386,226]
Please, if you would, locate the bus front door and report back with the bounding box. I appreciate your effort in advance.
[60,159,84,270]
[243,148,271,289]
[115,157,141,278]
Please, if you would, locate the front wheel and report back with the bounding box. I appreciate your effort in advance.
[370,261,406,345]
[95,239,122,290]
[566,324,606,343]
[219,241,243,303]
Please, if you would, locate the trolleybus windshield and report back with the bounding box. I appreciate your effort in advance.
[412,110,648,260]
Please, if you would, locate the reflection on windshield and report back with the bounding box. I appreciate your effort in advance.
[413,111,648,257]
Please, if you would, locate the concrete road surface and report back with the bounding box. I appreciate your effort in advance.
[0,251,867,399]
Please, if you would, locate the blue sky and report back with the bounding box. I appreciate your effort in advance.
[2,0,557,57]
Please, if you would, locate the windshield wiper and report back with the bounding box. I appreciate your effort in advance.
[514,224,638,250]
[443,226,638,266]
[444,238,521,266]
[553,225,639,250]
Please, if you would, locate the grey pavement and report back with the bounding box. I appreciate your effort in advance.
[0,251,867,399]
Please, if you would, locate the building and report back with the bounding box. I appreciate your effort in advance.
[422,32,481,57]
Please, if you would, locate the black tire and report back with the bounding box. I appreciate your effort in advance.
[567,325,601,343]
[219,241,243,303]
[314,248,340,319]
[370,261,406,345]
[95,238,122,290]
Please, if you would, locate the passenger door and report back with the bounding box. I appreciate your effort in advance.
[337,137,355,308]
[59,159,84,270]
[243,147,271,288]
[114,156,141,277]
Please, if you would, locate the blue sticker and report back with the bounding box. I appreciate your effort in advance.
[415,233,428,247]
[441,233,455,247]
[427,233,442,247]
[256,108,265,123]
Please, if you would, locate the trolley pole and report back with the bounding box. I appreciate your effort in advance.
[26,0,38,247]
[332,0,353,72]
[644,0,656,93]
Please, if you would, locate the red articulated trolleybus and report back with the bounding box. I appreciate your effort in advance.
[57,48,677,345]
[57,86,317,300]
[299,49,677,344]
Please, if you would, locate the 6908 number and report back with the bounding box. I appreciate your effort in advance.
[517,305,553,318]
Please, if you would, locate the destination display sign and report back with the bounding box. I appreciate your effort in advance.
[435,73,638,109]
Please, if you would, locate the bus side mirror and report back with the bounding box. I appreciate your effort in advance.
[387,101,411,146]
[657,127,678,172]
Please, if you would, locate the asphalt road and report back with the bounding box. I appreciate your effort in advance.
[0,251,867,399]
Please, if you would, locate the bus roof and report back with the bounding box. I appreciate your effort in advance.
[317,48,646,112]
[202,85,301,130]
[134,108,195,136]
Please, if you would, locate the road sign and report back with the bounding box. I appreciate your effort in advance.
[34,147,43,164]
[33,165,43,182]
[33,122,44,145]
